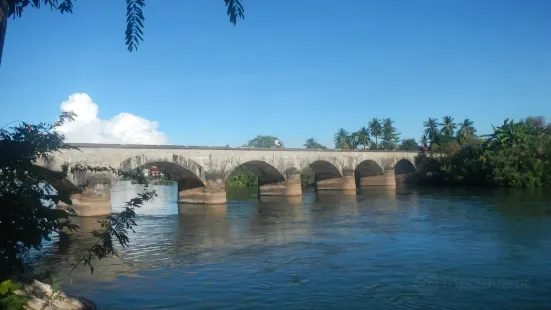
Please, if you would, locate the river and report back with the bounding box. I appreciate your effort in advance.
[39,181,551,309]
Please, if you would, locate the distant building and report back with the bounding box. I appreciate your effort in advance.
[150,166,160,177]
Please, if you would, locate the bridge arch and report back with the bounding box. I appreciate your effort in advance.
[34,165,80,195]
[354,159,384,177]
[308,160,342,182]
[394,158,417,186]
[226,160,285,186]
[119,154,206,191]
[394,158,416,175]
[354,159,385,187]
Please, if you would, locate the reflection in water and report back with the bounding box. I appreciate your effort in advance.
[37,182,551,309]
[259,194,303,205]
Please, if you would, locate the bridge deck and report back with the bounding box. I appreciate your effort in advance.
[66,143,418,153]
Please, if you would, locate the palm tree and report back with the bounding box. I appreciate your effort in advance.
[368,118,382,149]
[350,131,360,149]
[420,135,429,147]
[440,116,457,137]
[381,118,399,150]
[334,128,351,149]
[423,117,441,145]
[355,126,371,150]
[304,138,327,149]
[456,118,477,144]
[483,118,543,150]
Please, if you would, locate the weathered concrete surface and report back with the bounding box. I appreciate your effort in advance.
[316,169,356,191]
[259,172,302,196]
[360,170,397,187]
[58,177,114,216]
[37,144,418,206]
[65,192,112,217]
[178,178,227,204]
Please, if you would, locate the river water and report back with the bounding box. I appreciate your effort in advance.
[40,181,551,309]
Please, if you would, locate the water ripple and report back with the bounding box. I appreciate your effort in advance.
[37,183,551,309]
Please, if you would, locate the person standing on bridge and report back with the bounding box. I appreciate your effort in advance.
[274,139,281,148]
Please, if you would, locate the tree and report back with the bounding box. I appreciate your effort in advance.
[333,128,351,149]
[399,138,419,151]
[349,131,360,149]
[380,118,400,150]
[440,116,457,137]
[525,116,551,134]
[0,0,245,65]
[353,127,370,150]
[423,117,441,146]
[420,135,429,147]
[247,135,282,148]
[303,138,327,149]
[0,113,156,282]
[456,118,477,144]
[525,116,546,129]
[368,118,382,149]
[483,118,544,151]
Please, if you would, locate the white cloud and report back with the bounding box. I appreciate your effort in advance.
[55,93,168,144]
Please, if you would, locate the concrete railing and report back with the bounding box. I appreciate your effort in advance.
[66,143,420,153]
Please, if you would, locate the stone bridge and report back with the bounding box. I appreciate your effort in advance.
[38,143,418,216]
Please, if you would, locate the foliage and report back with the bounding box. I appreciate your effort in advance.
[333,118,400,150]
[247,135,282,148]
[419,135,429,147]
[0,113,157,282]
[1,0,245,65]
[418,117,551,188]
[380,118,400,150]
[0,280,27,310]
[0,281,21,295]
[352,127,370,150]
[368,118,382,149]
[430,134,461,154]
[300,167,315,188]
[440,116,457,137]
[334,128,352,149]
[303,138,327,149]
[423,117,441,147]
[456,118,477,145]
[226,166,258,188]
[399,138,419,151]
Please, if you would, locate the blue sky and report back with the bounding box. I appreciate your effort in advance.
[1,0,550,147]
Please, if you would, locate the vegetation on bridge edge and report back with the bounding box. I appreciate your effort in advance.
[415,116,551,188]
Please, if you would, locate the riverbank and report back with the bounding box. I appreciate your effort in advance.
[1,280,96,310]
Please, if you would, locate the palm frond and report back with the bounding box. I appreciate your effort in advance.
[125,0,145,52]
[224,0,244,25]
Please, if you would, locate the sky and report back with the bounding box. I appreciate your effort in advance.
[1,0,551,148]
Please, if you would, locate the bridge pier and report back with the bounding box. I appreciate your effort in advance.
[178,177,227,205]
[258,171,302,196]
[61,184,113,217]
[359,169,396,187]
[395,172,418,186]
[316,169,356,192]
